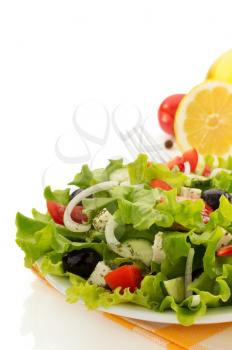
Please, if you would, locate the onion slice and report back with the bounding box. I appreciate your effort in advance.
[216,232,232,250]
[105,215,134,258]
[64,181,118,232]
[191,295,201,307]
[184,161,191,175]
[185,248,195,298]
[152,232,166,264]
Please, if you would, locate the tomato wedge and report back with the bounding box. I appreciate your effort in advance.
[202,164,211,177]
[182,148,198,172]
[47,201,87,225]
[167,156,185,172]
[216,245,232,257]
[167,149,198,173]
[105,265,143,292]
[47,201,65,225]
[150,179,172,191]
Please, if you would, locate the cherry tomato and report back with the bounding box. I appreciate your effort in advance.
[158,94,185,135]
[150,179,172,191]
[47,201,87,225]
[105,265,143,292]
[167,149,198,173]
[202,164,211,177]
[71,205,88,223]
[216,245,232,257]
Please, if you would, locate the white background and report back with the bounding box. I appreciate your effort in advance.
[1,1,232,349]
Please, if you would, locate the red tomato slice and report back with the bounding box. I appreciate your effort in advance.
[47,201,87,225]
[204,203,214,214]
[202,164,211,177]
[167,156,185,172]
[202,203,214,224]
[167,149,198,173]
[158,94,185,135]
[47,201,65,225]
[216,245,232,257]
[150,179,172,191]
[71,205,88,223]
[182,148,198,172]
[105,265,143,292]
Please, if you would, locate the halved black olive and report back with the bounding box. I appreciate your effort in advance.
[62,249,101,278]
[201,189,231,210]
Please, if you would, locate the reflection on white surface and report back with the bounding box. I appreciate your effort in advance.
[20,278,159,350]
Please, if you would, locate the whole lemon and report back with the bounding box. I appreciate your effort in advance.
[207,49,232,83]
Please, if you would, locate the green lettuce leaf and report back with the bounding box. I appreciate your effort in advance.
[32,208,52,223]
[115,198,173,230]
[65,271,207,326]
[190,227,225,279]
[66,273,151,309]
[115,224,156,243]
[82,197,117,219]
[69,159,125,189]
[159,295,207,326]
[207,196,232,230]
[128,154,148,184]
[156,189,204,231]
[145,163,187,188]
[203,155,232,170]
[16,212,107,267]
[43,186,70,205]
[161,232,190,278]
[16,214,55,267]
[40,251,66,276]
[104,159,124,177]
[189,271,230,307]
[112,185,173,230]
[69,164,94,188]
[212,171,232,193]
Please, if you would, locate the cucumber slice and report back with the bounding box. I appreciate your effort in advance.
[124,239,153,266]
[163,277,185,303]
[109,168,130,183]
[185,174,212,190]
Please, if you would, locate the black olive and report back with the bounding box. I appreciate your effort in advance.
[70,189,93,204]
[201,189,231,210]
[70,189,83,201]
[62,249,101,278]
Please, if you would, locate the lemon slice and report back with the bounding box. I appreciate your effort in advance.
[174,81,232,156]
[207,49,232,84]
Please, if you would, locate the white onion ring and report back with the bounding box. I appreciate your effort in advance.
[191,295,201,307]
[184,161,191,175]
[64,181,118,232]
[105,215,134,258]
[185,248,195,298]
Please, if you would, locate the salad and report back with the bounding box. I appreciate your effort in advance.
[16,149,232,326]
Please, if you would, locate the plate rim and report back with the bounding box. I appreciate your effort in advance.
[43,269,232,325]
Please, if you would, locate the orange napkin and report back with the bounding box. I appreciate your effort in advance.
[32,267,232,350]
[104,313,232,350]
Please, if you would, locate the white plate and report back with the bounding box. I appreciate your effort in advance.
[43,271,232,325]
